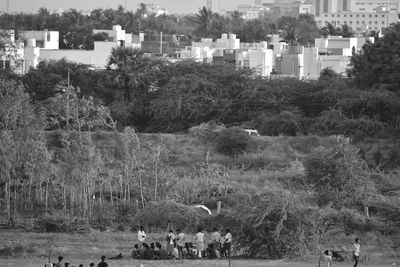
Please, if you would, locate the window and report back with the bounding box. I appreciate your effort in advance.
[332,14,335,17]
[337,14,340,17]
[362,14,365,17]
[46,32,51,42]
[356,21,359,23]
[325,14,328,17]
[344,14,347,17]
[382,15,385,17]
[375,15,378,17]
[350,14,353,17]
[369,15,372,17]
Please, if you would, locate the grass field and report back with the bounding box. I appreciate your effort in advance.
[0,231,398,267]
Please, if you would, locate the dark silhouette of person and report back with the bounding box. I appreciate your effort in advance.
[109,253,123,260]
[98,256,108,267]
[89,263,95,267]
[156,242,167,260]
[55,256,64,267]
[142,243,154,260]
[131,244,141,259]
[64,263,70,267]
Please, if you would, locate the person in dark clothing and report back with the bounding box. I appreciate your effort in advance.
[89,264,95,267]
[156,242,167,260]
[142,243,154,260]
[131,244,141,259]
[55,256,64,267]
[98,256,108,267]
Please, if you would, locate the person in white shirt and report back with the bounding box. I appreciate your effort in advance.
[195,228,205,259]
[352,238,361,267]
[222,229,232,258]
[166,230,176,257]
[137,226,146,243]
[175,229,185,259]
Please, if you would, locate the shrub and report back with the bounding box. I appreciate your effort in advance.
[215,127,251,156]
[132,200,206,232]
[255,111,303,136]
[34,211,90,233]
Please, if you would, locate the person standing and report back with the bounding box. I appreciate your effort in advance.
[55,256,64,267]
[166,230,176,258]
[176,229,185,260]
[222,229,232,258]
[195,227,205,259]
[211,227,222,258]
[137,226,146,244]
[97,256,108,267]
[352,238,361,267]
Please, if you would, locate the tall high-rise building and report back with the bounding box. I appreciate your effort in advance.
[313,0,339,16]
[207,0,213,10]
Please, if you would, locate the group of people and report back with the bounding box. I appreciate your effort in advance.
[48,256,108,267]
[319,238,361,267]
[133,226,233,260]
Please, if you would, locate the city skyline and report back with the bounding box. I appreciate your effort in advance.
[1,0,262,14]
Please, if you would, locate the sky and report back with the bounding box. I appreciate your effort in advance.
[3,0,256,14]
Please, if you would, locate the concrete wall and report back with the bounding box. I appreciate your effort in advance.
[249,49,273,77]
[39,49,94,65]
[320,55,350,75]
[303,47,321,79]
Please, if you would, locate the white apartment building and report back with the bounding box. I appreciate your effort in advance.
[316,11,398,32]
[278,36,374,79]
[18,25,142,72]
[350,0,399,13]
[215,34,240,50]
[18,30,59,50]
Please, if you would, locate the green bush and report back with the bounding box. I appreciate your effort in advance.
[215,127,251,156]
[132,200,205,232]
[254,111,303,136]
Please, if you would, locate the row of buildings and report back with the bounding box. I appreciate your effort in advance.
[2,24,374,80]
[236,0,399,33]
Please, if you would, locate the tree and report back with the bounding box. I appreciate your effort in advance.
[195,7,213,38]
[348,23,400,91]
[149,74,220,132]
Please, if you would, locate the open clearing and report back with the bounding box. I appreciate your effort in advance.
[0,231,398,267]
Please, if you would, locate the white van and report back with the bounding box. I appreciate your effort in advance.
[244,129,260,136]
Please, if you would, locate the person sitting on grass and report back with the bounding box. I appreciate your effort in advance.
[143,243,155,260]
[98,256,108,267]
[131,244,141,259]
[156,242,167,260]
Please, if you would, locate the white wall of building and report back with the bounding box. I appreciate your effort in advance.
[19,30,59,50]
[216,34,240,50]
[39,49,94,66]
[248,49,274,77]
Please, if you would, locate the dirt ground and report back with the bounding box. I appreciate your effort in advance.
[0,231,398,267]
